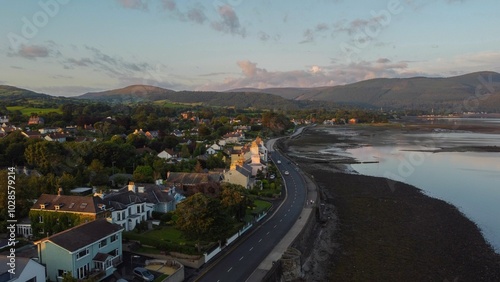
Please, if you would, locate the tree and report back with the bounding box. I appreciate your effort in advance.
[220,183,246,220]
[88,159,109,187]
[25,141,66,175]
[194,161,203,173]
[180,144,191,158]
[133,165,154,183]
[174,193,232,251]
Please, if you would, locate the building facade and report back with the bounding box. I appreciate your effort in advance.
[35,219,123,282]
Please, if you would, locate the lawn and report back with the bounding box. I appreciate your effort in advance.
[7,106,62,115]
[252,199,272,214]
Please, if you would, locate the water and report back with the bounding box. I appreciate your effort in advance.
[341,123,500,252]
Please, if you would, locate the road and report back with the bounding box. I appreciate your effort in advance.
[195,138,307,282]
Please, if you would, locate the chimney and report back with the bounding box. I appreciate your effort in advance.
[128,182,136,193]
[58,188,63,196]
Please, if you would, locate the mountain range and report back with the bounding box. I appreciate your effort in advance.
[2,71,500,112]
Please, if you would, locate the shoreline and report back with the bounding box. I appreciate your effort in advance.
[280,125,500,281]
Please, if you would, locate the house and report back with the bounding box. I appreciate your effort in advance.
[35,219,123,282]
[83,124,95,132]
[348,118,358,124]
[223,165,251,188]
[223,131,245,144]
[0,115,9,123]
[165,172,223,196]
[206,142,222,155]
[28,116,44,125]
[223,139,266,189]
[0,257,46,282]
[30,190,110,237]
[157,149,177,160]
[172,129,184,137]
[254,136,268,163]
[44,132,68,142]
[145,130,159,140]
[21,131,42,139]
[38,127,61,134]
[136,182,184,214]
[102,183,153,231]
[16,217,33,238]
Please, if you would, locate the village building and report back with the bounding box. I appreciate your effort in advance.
[35,219,123,282]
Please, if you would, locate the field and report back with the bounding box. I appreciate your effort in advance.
[6,106,62,115]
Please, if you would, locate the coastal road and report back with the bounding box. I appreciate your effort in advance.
[195,139,307,282]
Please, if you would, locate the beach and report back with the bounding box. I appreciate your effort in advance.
[280,123,500,281]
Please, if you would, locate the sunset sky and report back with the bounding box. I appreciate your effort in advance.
[1,0,499,96]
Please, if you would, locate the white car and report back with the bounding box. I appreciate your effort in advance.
[133,267,154,282]
[277,160,281,164]
[284,171,290,175]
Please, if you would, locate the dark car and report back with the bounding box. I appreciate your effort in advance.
[133,267,154,281]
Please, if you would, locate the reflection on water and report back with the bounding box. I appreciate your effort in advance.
[347,130,500,252]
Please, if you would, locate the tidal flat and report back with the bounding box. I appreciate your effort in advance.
[281,121,500,281]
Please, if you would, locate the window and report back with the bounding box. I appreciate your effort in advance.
[137,205,140,213]
[99,238,107,248]
[78,263,90,279]
[110,234,118,243]
[58,269,68,277]
[108,248,119,257]
[76,248,89,259]
[26,277,36,282]
[38,216,43,223]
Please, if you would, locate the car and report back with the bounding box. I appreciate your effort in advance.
[133,267,154,281]
[284,170,290,175]
[269,174,276,180]
[277,160,281,164]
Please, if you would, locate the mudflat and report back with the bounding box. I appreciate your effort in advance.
[280,123,500,281]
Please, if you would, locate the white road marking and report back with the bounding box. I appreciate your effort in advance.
[228,267,233,272]
[249,247,254,251]
[239,256,244,261]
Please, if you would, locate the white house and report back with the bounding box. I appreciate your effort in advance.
[35,219,123,282]
[0,257,45,282]
[206,142,222,155]
[103,184,153,232]
[157,149,176,160]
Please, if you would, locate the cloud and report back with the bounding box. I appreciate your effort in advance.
[197,58,419,91]
[162,0,176,11]
[116,0,148,10]
[237,60,260,77]
[187,7,207,24]
[10,44,50,60]
[301,23,330,43]
[211,5,246,37]
[62,46,158,82]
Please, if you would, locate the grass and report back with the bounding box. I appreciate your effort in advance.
[143,226,186,244]
[153,100,198,108]
[154,274,169,282]
[7,106,62,115]
[252,199,272,214]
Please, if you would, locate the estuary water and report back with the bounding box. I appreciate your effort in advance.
[340,119,500,252]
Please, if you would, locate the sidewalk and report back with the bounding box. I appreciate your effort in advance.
[247,164,318,281]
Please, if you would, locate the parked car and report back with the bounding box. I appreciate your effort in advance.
[269,174,276,180]
[133,267,154,281]
[284,170,290,175]
[277,160,281,164]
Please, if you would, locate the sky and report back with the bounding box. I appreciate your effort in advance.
[1,0,500,96]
